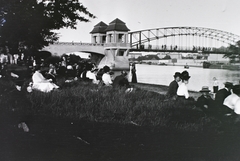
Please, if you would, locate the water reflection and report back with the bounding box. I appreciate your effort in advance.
[136,64,240,92]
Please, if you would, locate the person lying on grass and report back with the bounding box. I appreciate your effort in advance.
[31,65,59,93]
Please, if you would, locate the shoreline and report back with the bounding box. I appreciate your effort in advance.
[131,82,202,100]
[141,62,240,71]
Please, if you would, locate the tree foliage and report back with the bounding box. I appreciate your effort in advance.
[0,0,95,53]
[224,40,240,61]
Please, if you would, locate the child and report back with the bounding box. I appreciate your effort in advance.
[213,77,219,93]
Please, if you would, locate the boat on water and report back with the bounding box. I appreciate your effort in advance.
[184,65,189,69]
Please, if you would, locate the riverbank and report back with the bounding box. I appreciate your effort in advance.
[132,82,202,100]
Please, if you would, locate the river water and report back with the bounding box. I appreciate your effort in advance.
[135,64,240,92]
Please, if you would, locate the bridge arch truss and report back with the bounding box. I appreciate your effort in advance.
[129,27,240,51]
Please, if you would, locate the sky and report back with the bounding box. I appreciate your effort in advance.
[56,0,240,43]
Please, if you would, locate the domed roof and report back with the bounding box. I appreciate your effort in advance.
[90,21,108,34]
[105,18,130,32]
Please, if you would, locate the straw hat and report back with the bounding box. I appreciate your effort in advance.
[199,86,211,92]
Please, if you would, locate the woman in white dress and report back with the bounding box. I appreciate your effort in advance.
[177,70,191,100]
[32,66,59,93]
[102,66,113,86]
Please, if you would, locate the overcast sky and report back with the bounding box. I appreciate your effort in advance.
[56,0,240,43]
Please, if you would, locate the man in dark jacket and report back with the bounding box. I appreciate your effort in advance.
[166,72,181,99]
[113,71,130,89]
[196,86,214,114]
[214,82,233,115]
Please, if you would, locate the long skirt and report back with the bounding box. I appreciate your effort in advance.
[32,82,59,93]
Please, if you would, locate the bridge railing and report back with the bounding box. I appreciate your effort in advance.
[104,43,131,48]
[54,42,105,46]
[54,42,131,48]
[131,44,231,53]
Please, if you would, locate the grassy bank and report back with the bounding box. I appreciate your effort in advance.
[3,77,240,160]
[0,78,230,132]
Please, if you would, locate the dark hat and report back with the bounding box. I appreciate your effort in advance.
[232,85,240,95]
[199,86,211,92]
[121,70,128,76]
[224,82,233,88]
[181,70,191,80]
[173,72,181,78]
[103,66,110,73]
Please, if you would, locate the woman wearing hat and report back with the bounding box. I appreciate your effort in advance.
[102,66,113,86]
[196,86,214,114]
[177,70,191,100]
[32,65,59,92]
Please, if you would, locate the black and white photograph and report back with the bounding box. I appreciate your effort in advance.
[1,0,240,160]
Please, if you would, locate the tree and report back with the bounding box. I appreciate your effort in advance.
[224,40,240,62]
[0,0,95,53]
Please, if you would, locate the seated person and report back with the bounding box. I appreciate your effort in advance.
[214,82,233,115]
[65,65,76,82]
[86,68,99,84]
[177,70,191,100]
[45,63,57,83]
[166,72,181,99]
[196,86,214,114]
[113,71,133,93]
[32,65,59,93]
[96,68,104,81]
[102,66,113,86]
[223,85,240,114]
[215,82,233,107]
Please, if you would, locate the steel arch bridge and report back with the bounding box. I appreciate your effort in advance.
[129,27,240,53]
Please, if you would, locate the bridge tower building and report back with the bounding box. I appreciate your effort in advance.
[90,21,108,44]
[90,18,130,46]
[105,18,130,45]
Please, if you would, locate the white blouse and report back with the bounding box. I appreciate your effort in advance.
[223,93,239,110]
[177,83,189,99]
[102,73,113,86]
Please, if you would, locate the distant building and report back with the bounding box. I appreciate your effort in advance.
[169,53,182,59]
[156,52,167,59]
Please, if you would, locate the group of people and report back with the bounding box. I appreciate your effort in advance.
[196,82,240,118]
[166,71,240,117]
[166,70,191,100]
[6,58,138,93]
